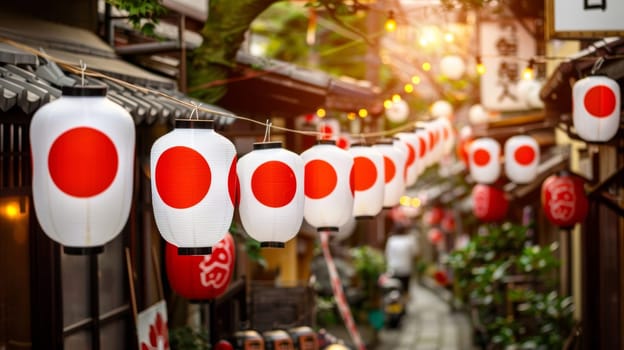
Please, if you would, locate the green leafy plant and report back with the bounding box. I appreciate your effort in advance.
[106,0,167,37]
[447,222,574,349]
[169,326,211,350]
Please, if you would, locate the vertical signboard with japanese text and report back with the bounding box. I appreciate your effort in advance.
[479,20,536,112]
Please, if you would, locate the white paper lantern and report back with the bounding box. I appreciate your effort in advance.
[373,140,407,208]
[30,85,135,254]
[440,55,466,80]
[151,119,237,255]
[318,118,341,140]
[468,137,501,184]
[395,132,420,187]
[237,142,304,247]
[414,127,429,173]
[349,144,385,219]
[468,104,488,125]
[430,100,453,119]
[386,99,410,123]
[504,135,539,184]
[573,75,621,142]
[301,140,354,232]
[439,117,455,156]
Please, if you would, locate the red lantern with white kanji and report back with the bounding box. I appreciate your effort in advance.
[471,184,508,222]
[349,144,385,219]
[541,172,588,228]
[395,132,419,187]
[301,140,354,232]
[30,85,135,254]
[504,135,539,184]
[468,138,501,184]
[151,119,237,255]
[373,140,406,208]
[165,233,235,301]
[573,75,621,142]
[237,142,304,247]
[423,205,444,226]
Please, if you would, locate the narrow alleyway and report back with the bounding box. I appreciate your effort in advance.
[374,281,476,350]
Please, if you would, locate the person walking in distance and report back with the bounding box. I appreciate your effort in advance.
[384,222,418,294]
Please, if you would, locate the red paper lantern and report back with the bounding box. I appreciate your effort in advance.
[30,85,135,254]
[433,270,449,286]
[237,142,304,247]
[165,233,235,301]
[301,140,354,232]
[573,75,621,142]
[428,227,443,244]
[471,184,509,222]
[349,144,385,219]
[423,206,444,226]
[440,210,456,233]
[541,172,588,228]
[151,119,237,255]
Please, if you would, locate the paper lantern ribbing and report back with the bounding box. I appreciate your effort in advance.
[165,233,235,301]
[301,140,354,232]
[573,75,621,142]
[30,85,135,254]
[395,132,419,186]
[237,142,304,247]
[504,135,539,184]
[373,140,407,208]
[468,137,501,184]
[151,119,237,255]
[349,144,385,219]
[541,172,588,229]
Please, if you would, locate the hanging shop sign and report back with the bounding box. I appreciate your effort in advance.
[301,140,354,232]
[30,85,135,255]
[479,20,537,111]
[165,233,235,301]
[151,119,237,255]
[137,300,170,350]
[349,144,385,219]
[572,75,621,142]
[237,141,304,247]
[546,0,624,39]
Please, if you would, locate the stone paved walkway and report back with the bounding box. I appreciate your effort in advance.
[373,280,476,350]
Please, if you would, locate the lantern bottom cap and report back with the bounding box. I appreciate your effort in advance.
[64,245,104,255]
[178,247,212,255]
[316,227,339,232]
[383,206,397,210]
[260,241,286,248]
[189,299,212,304]
[355,215,375,220]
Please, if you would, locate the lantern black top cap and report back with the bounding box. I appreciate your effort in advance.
[316,140,336,145]
[61,84,107,96]
[375,139,393,145]
[253,141,282,150]
[350,142,369,147]
[175,119,214,129]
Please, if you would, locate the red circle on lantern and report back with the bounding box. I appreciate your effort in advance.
[165,233,235,301]
[228,157,238,206]
[514,145,535,165]
[584,85,616,118]
[337,137,349,150]
[304,160,337,199]
[48,127,118,198]
[353,156,377,191]
[320,125,334,139]
[383,156,396,183]
[428,131,435,151]
[251,161,296,208]
[405,144,415,167]
[419,137,427,158]
[473,149,491,167]
[156,146,211,209]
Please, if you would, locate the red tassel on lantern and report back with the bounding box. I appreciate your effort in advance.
[541,172,588,228]
[165,233,235,301]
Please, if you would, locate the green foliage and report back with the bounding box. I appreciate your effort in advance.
[447,222,574,349]
[230,222,267,268]
[106,0,166,37]
[169,326,211,350]
[349,246,386,288]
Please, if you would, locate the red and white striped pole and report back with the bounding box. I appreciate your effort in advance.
[320,231,366,350]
